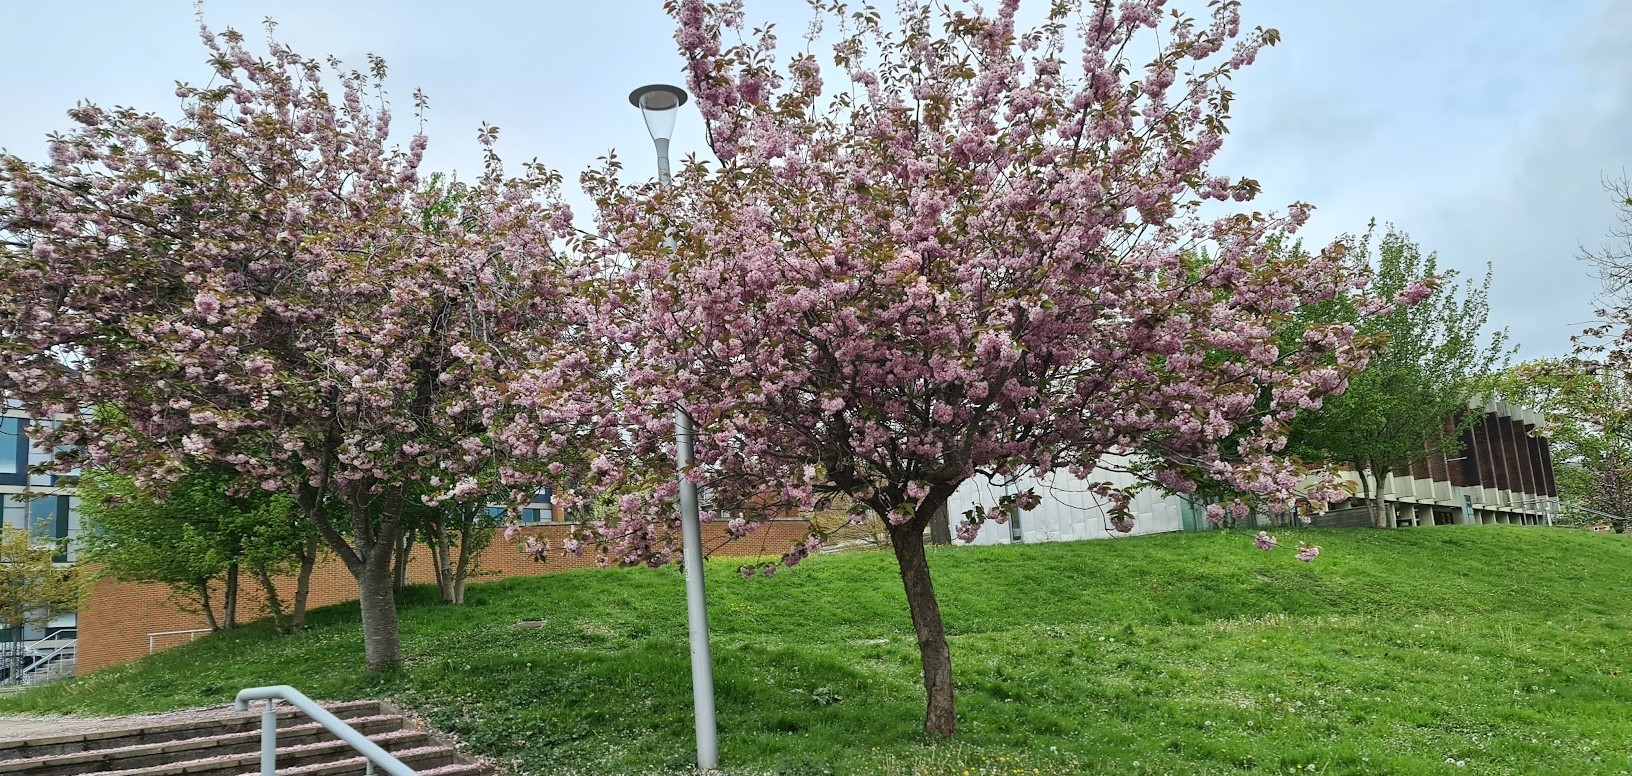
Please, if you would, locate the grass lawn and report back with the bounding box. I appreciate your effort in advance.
[6,526,1631,775]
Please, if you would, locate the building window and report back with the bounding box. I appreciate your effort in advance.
[4,494,70,562]
[526,489,554,524]
[0,417,27,486]
[0,495,23,532]
[28,496,58,541]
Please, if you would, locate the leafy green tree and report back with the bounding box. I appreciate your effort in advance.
[79,468,316,633]
[1499,360,1632,530]
[0,526,82,681]
[1288,224,1510,527]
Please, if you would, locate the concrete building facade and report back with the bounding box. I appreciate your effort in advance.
[942,402,1559,543]
[1342,400,1560,527]
[944,454,1193,545]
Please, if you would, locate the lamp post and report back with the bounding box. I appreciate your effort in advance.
[630,83,718,773]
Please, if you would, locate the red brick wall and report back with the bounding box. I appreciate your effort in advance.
[77,520,812,674]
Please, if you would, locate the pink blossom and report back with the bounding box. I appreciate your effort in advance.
[1253,531,1278,552]
[1295,543,1321,562]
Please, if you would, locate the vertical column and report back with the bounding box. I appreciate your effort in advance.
[1484,414,1511,499]
[1472,416,1496,503]
[1523,427,1547,503]
[1537,436,1559,497]
[1511,417,1536,501]
[1500,415,1525,504]
[1450,426,1476,488]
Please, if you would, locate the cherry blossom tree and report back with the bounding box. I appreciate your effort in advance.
[578,0,1380,737]
[0,22,597,672]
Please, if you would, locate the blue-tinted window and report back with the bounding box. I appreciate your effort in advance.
[0,495,23,532]
[28,496,57,540]
[0,418,26,485]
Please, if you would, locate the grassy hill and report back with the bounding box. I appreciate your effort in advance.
[7,527,1631,775]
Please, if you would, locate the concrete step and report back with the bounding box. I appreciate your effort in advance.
[95,728,431,776]
[0,701,385,759]
[225,745,474,776]
[0,715,406,776]
[0,699,488,776]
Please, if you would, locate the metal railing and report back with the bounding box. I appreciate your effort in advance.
[18,638,74,684]
[148,628,212,653]
[1556,502,1630,529]
[27,628,76,651]
[235,685,418,776]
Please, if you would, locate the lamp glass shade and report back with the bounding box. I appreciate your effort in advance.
[629,84,688,142]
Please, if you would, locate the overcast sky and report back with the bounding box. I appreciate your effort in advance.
[2,1,1627,359]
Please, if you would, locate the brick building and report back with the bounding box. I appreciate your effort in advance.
[77,519,812,673]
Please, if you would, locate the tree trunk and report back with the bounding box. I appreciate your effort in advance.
[393,528,415,591]
[196,579,221,633]
[253,567,288,635]
[291,535,318,632]
[431,517,455,604]
[10,624,21,684]
[223,563,239,631]
[452,520,474,606]
[1368,463,1394,528]
[357,553,401,674]
[927,500,952,545]
[1355,463,1382,528]
[888,515,957,738]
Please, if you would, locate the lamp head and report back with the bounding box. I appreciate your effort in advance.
[629,84,689,142]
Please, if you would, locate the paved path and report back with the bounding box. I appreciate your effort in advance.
[0,706,237,741]
[0,714,121,739]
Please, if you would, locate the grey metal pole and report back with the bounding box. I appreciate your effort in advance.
[676,407,719,771]
[654,137,672,187]
[656,137,719,773]
[261,699,277,776]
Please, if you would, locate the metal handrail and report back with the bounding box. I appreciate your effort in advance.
[148,628,212,653]
[234,685,418,776]
[1557,502,1627,520]
[17,638,74,681]
[27,628,76,651]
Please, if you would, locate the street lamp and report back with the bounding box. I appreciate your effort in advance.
[629,82,718,773]
[630,84,688,186]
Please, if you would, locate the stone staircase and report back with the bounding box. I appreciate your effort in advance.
[0,699,490,775]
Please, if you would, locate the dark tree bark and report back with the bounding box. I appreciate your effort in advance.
[196,578,221,633]
[927,499,952,545]
[887,503,956,738]
[290,534,318,632]
[253,566,288,635]
[451,521,475,605]
[356,552,401,673]
[393,527,415,591]
[430,515,454,604]
[222,563,239,630]
[335,483,406,673]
